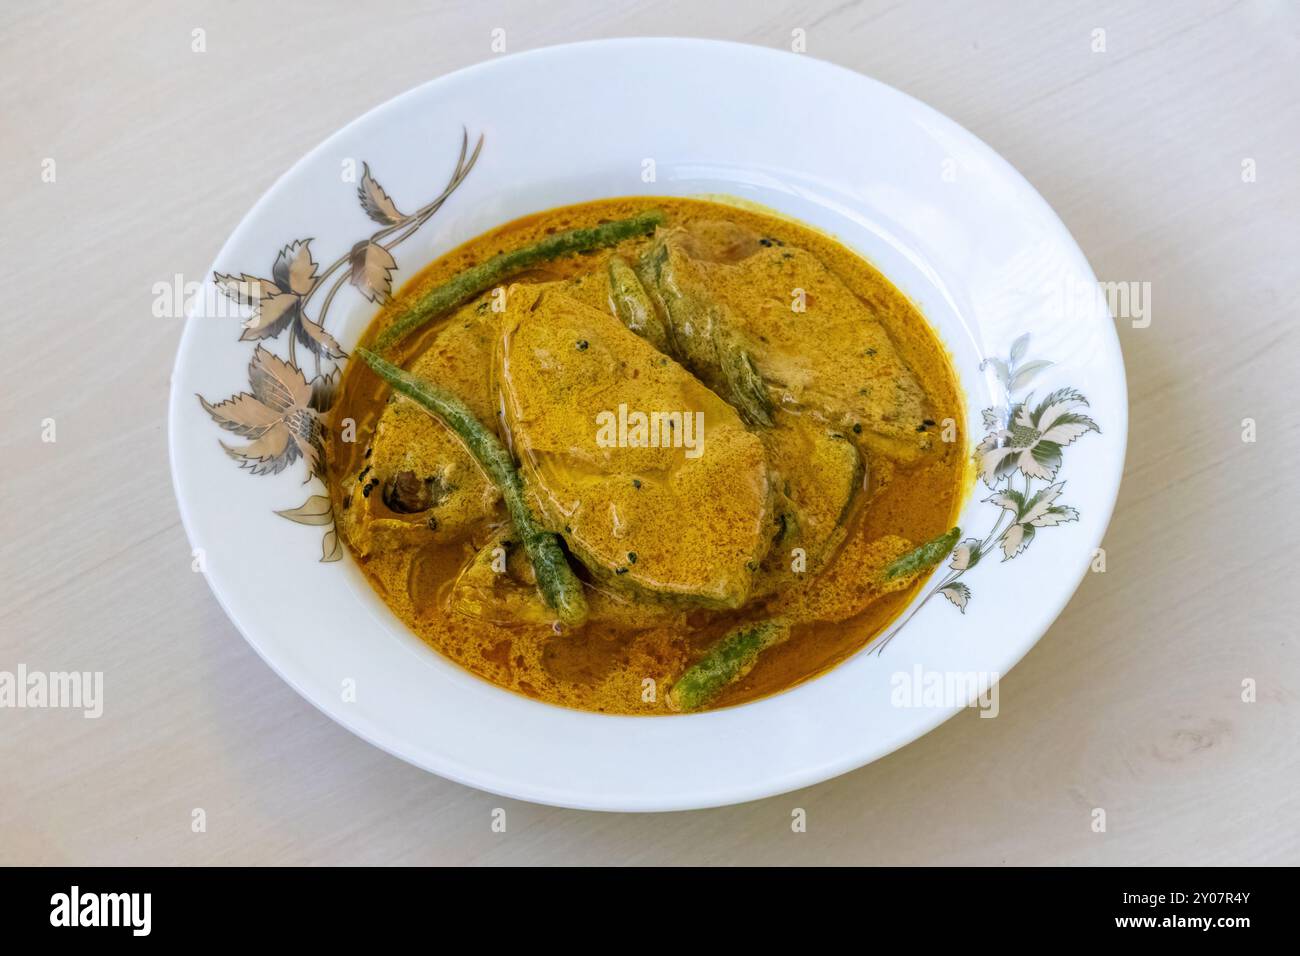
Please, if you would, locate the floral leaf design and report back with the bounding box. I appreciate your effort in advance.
[1023,441,1062,481]
[214,271,300,339]
[949,538,983,571]
[348,240,398,303]
[276,494,334,526]
[215,240,342,350]
[1009,359,1053,391]
[214,272,275,306]
[242,290,301,339]
[1033,505,1079,527]
[1000,522,1036,560]
[357,162,406,225]
[1033,386,1087,413]
[295,312,345,359]
[1028,394,1098,447]
[1009,333,1031,363]
[977,388,1098,486]
[940,582,971,612]
[199,345,323,477]
[873,333,1099,654]
[273,239,318,295]
[1019,483,1064,523]
[203,132,481,561]
[321,526,343,563]
[984,482,1083,564]
[985,488,1026,514]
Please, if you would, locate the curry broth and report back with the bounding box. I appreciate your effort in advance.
[330,197,968,714]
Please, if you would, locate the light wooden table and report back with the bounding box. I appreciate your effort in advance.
[2,0,1297,866]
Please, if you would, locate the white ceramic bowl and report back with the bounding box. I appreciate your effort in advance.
[169,39,1126,811]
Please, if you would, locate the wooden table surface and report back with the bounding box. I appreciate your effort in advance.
[2,0,1297,866]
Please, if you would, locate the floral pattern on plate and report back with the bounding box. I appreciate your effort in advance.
[197,130,483,560]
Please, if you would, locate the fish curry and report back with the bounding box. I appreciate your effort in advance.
[329,198,967,714]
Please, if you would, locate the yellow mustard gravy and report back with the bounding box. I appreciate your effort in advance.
[330,197,968,714]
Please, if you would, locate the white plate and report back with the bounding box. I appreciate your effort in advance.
[169,39,1126,811]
